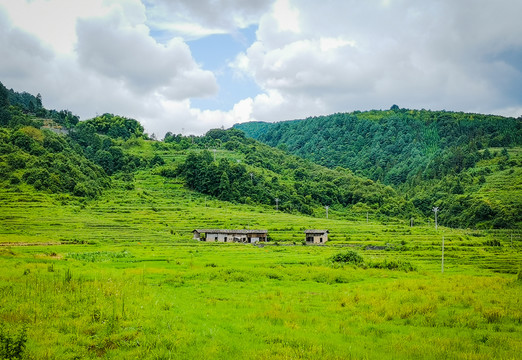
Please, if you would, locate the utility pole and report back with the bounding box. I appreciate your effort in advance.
[410,218,414,227]
[213,149,216,162]
[275,198,279,211]
[366,212,369,223]
[432,207,439,231]
[250,173,254,182]
[441,236,444,274]
[325,206,329,219]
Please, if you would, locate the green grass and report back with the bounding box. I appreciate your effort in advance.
[1,169,521,359]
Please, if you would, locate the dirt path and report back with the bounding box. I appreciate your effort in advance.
[0,242,62,247]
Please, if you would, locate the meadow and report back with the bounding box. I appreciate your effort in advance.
[1,171,521,359]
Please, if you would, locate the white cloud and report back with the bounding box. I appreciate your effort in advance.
[76,13,217,98]
[1,0,521,139]
[231,0,522,122]
[0,0,221,137]
[0,0,119,54]
[319,37,355,52]
[273,0,300,33]
[144,0,274,40]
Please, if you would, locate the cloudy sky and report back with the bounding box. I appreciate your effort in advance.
[1,0,521,137]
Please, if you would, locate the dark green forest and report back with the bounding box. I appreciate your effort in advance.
[0,82,153,198]
[235,107,522,228]
[167,128,416,218]
[235,107,520,184]
[1,81,520,228]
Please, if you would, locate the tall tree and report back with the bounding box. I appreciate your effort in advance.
[0,81,9,108]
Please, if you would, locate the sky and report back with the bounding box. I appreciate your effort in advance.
[0,0,521,137]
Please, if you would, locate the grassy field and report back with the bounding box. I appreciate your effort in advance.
[1,170,521,359]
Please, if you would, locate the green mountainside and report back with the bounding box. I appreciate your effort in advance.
[0,82,415,222]
[1,83,521,359]
[235,108,522,228]
[1,81,520,230]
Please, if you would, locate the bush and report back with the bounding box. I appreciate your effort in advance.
[330,250,364,265]
[158,167,178,178]
[483,239,501,247]
[0,325,27,359]
[6,153,28,169]
[73,181,101,198]
[367,259,417,272]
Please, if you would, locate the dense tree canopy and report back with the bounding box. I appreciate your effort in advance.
[1,82,519,228]
[0,125,110,198]
[172,129,418,218]
[235,109,522,228]
[81,113,145,140]
[235,109,521,185]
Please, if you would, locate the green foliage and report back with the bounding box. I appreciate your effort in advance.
[47,109,79,128]
[0,325,27,360]
[0,151,521,359]
[330,250,364,265]
[163,132,192,149]
[173,130,418,218]
[0,125,110,197]
[483,239,501,247]
[82,113,144,140]
[236,110,520,185]
[0,81,9,108]
[236,110,522,228]
[330,250,417,272]
[67,250,134,262]
[366,259,417,272]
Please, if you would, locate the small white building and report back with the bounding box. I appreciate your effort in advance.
[305,230,328,244]
[193,229,268,244]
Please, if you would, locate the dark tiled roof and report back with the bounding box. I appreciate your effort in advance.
[304,229,329,234]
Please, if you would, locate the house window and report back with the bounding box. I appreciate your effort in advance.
[320,238,323,243]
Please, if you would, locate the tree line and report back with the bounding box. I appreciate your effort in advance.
[235,107,521,228]
[169,128,418,218]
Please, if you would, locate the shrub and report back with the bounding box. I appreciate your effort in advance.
[483,239,501,247]
[158,167,178,178]
[0,325,27,360]
[330,250,364,265]
[150,154,165,167]
[367,259,417,272]
[6,153,28,169]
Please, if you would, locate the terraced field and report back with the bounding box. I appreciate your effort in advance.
[0,171,521,359]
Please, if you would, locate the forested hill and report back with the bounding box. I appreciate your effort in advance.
[0,81,417,222]
[1,79,520,229]
[235,108,522,228]
[234,108,521,185]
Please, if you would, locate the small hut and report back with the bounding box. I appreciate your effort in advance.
[305,230,328,244]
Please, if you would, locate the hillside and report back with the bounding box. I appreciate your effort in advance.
[1,84,521,359]
[0,81,418,221]
[235,108,522,228]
